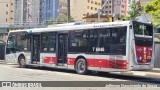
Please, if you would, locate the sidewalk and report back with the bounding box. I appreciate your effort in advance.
[0,60,6,64]
[118,68,160,78]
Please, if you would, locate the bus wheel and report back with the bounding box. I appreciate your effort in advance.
[19,56,27,68]
[75,58,88,74]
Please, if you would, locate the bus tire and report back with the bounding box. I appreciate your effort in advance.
[19,56,27,68]
[75,58,88,74]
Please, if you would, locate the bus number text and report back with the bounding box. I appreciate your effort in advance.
[92,47,105,52]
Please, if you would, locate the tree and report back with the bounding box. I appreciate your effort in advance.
[127,0,142,20]
[43,15,75,26]
[143,0,160,26]
[56,15,75,23]
[43,18,54,26]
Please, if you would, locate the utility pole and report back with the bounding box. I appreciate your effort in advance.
[111,0,114,22]
[67,0,70,23]
[98,0,109,22]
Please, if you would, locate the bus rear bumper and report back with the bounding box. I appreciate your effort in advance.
[129,64,154,71]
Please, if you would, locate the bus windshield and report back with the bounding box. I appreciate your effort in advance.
[133,21,153,46]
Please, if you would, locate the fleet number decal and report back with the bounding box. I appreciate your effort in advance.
[93,47,105,52]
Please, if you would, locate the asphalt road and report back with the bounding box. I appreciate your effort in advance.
[0,64,160,90]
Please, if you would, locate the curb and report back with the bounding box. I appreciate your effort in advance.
[0,60,6,64]
[119,71,160,78]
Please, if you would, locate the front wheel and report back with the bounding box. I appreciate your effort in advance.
[75,58,88,74]
[19,56,27,68]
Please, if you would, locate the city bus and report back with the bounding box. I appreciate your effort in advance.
[5,21,154,74]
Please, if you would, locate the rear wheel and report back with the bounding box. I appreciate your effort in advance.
[75,58,88,74]
[19,56,27,68]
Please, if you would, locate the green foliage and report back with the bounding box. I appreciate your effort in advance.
[43,15,75,26]
[43,18,54,26]
[56,15,75,22]
[143,0,160,27]
[127,0,142,20]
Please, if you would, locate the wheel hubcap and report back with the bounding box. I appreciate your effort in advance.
[78,62,85,72]
[20,59,25,66]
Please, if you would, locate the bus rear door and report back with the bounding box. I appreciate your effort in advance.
[56,33,68,66]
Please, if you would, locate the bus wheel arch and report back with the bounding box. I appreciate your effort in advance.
[75,56,88,74]
[18,54,27,68]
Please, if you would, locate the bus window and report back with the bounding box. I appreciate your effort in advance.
[7,36,16,49]
[88,29,98,53]
[41,32,56,52]
[96,28,110,54]
[6,35,16,54]
[6,33,31,54]
[68,30,89,53]
[20,34,31,51]
[110,27,127,55]
[133,21,153,46]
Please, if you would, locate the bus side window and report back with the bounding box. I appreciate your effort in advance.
[68,30,89,53]
[6,35,16,54]
[88,29,98,53]
[110,27,127,55]
[96,29,110,54]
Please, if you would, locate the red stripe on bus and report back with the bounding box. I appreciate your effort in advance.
[43,57,56,64]
[67,58,127,69]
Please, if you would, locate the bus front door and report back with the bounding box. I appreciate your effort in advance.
[31,35,40,64]
[57,33,68,65]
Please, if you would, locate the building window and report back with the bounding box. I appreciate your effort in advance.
[6,4,8,7]
[95,2,97,5]
[88,0,90,3]
[11,3,13,5]
[106,6,108,8]
[98,2,101,5]
[109,6,111,8]
[87,6,90,9]
[121,10,124,13]
[91,7,93,10]
[109,11,111,13]
[121,5,124,8]
[91,1,94,4]
[91,20,95,22]
[6,19,7,22]
[6,11,8,15]
[87,12,89,16]
[103,20,107,22]
[95,8,97,11]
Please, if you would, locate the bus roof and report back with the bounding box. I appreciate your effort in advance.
[9,20,151,34]
[31,21,131,33]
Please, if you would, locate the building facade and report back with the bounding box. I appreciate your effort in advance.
[59,0,67,16]
[70,0,102,22]
[14,0,40,24]
[0,0,15,24]
[102,0,128,19]
[26,0,40,24]
[139,0,152,4]
[14,0,27,24]
[127,0,152,15]
[40,0,59,22]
